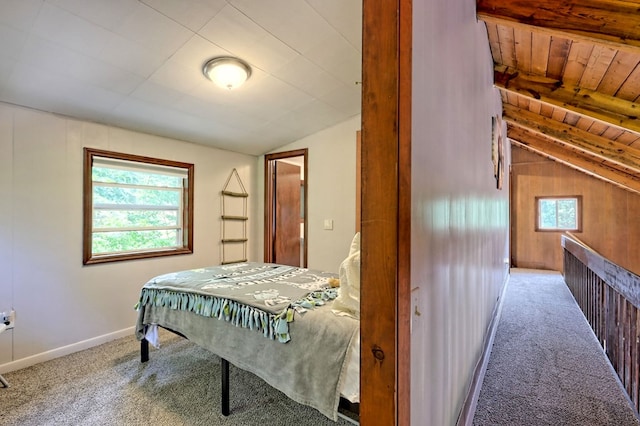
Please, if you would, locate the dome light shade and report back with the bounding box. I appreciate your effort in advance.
[203,57,252,90]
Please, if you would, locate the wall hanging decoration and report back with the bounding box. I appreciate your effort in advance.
[492,114,505,190]
[221,168,248,264]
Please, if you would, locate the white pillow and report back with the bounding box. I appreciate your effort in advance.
[348,231,360,256]
[333,233,361,318]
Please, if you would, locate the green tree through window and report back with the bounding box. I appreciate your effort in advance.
[83,148,194,264]
[536,196,581,232]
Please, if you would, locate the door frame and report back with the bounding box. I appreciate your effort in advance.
[264,148,308,267]
[360,0,412,424]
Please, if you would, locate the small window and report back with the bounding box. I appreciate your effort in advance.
[83,148,194,264]
[535,196,582,232]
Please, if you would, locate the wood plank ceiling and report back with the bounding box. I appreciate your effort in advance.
[477,0,640,194]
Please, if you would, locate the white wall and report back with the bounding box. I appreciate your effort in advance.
[410,2,509,425]
[0,103,258,372]
[257,115,361,273]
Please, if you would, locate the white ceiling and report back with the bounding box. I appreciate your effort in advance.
[0,0,362,155]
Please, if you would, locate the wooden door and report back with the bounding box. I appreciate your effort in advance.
[274,161,301,266]
[264,149,307,267]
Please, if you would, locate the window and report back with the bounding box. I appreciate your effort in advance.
[83,148,194,264]
[535,196,582,232]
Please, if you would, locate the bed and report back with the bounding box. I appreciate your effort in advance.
[134,248,361,421]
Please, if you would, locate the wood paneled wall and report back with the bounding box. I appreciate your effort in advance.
[511,145,640,275]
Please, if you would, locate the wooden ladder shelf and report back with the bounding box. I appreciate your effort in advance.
[221,169,248,265]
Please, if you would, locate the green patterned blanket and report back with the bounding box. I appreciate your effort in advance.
[136,262,337,343]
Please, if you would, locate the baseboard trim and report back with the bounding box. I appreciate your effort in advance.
[456,271,511,426]
[0,326,135,374]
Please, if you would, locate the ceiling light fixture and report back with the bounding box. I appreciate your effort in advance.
[203,57,252,90]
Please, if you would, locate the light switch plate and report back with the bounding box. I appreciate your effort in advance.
[323,219,333,230]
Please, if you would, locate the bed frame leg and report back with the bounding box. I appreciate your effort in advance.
[221,358,230,416]
[141,338,149,363]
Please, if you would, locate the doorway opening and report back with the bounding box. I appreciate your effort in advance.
[264,149,308,267]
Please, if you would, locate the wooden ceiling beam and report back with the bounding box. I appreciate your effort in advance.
[503,104,640,174]
[477,0,640,51]
[507,125,640,195]
[479,14,640,56]
[495,66,640,134]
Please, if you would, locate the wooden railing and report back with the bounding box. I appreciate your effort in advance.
[562,233,640,413]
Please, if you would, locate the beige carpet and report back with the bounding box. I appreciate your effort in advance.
[473,269,640,426]
[0,329,356,425]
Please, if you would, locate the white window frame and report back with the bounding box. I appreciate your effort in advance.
[535,196,582,232]
[83,148,194,265]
